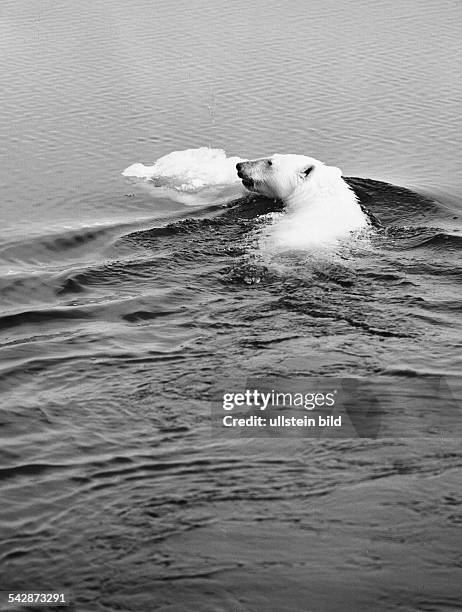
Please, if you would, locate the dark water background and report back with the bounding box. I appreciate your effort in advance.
[1,1,461,610]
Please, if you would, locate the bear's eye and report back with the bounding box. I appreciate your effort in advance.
[267,160,272,166]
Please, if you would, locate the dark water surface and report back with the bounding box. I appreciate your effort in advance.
[1,1,461,611]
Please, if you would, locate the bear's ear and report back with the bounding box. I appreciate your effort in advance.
[300,165,314,179]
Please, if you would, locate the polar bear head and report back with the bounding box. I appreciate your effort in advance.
[236,154,344,202]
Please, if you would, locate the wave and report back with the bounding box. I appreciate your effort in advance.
[0,306,92,332]
[408,232,462,251]
[379,226,462,252]
[0,224,127,276]
[344,177,450,225]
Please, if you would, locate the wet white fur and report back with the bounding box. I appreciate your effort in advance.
[238,154,368,248]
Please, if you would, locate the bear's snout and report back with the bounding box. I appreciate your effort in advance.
[236,162,245,178]
[236,161,254,180]
[236,161,256,190]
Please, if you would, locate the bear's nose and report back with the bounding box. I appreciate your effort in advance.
[236,162,246,178]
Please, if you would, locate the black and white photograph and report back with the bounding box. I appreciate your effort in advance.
[1,1,461,610]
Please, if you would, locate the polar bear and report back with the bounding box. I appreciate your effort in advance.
[236,154,369,247]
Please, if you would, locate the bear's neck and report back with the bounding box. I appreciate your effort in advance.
[281,179,368,237]
[283,179,356,211]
